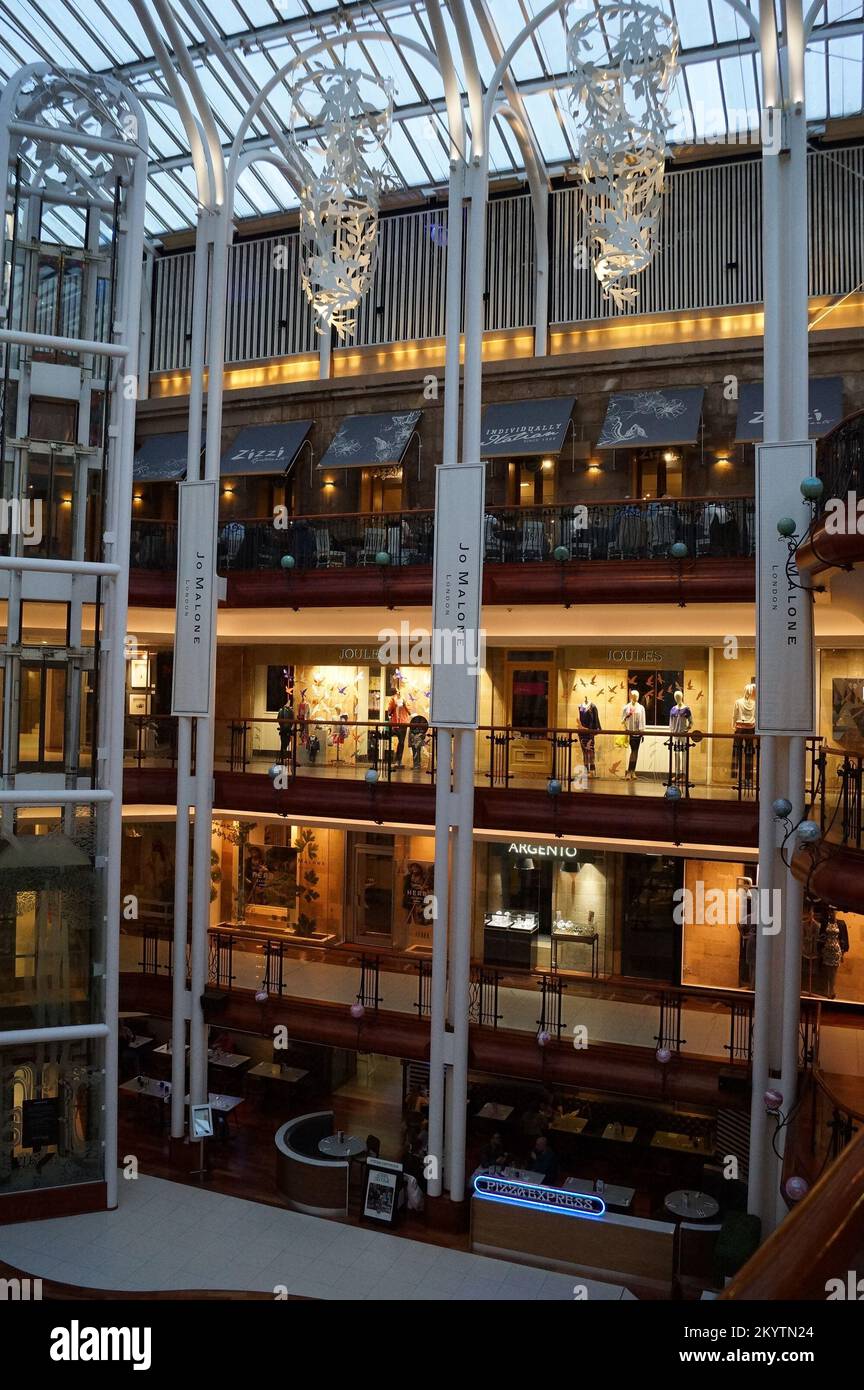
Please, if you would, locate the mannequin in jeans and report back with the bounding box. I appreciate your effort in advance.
[731,682,756,786]
[669,689,692,786]
[622,689,646,780]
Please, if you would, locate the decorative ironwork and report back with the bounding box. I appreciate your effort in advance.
[536,973,566,1040]
[469,967,501,1029]
[288,66,394,340]
[725,1000,754,1065]
[566,2,679,310]
[655,991,685,1052]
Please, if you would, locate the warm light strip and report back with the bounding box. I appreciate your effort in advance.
[148,297,864,400]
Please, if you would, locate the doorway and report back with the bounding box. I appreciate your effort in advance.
[506,652,556,779]
[18,662,67,768]
[507,458,555,506]
[351,840,394,945]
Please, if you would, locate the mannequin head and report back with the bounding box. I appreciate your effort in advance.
[674,689,684,706]
[629,688,639,704]
[745,682,756,700]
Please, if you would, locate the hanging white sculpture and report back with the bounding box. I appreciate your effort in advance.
[566,2,679,310]
[288,67,394,339]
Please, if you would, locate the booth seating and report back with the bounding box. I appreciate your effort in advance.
[275,1110,354,1217]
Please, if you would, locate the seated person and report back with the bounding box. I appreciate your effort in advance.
[529,1135,560,1186]
[479,1132,508,1171]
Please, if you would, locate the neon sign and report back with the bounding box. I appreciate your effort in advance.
[472,1174,605,1219]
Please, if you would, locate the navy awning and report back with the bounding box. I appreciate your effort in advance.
[735,377,844,442]
[317,411,422,471]
[221,420,313,476]
[133,432,189,482]
[596,388,705,449]
[480,396,576,458]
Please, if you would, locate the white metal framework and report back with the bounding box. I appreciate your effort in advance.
[1,1,862,240]
[0,62,146,1206]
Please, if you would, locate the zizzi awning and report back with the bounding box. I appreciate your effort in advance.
[735,377,844,442]
[133,431,189,482]
[596,388,705,449]
[317,411,422,471]
[221,420,313,476]
[480,396,576,458]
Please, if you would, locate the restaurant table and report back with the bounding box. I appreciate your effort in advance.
[208,1048,251,1070]
[474,1165,545,1186]
[119,1011,149,1022]
[564,1176,635,1210]
[153,1041,187,1057]
[183,1092,244,1114]
[601,1122,638,1143]
[664,1189,720,1221]
[120,1076,171,1098]
[651,1129,710,1154]
[551,1112,589,1135]
[477,1102,514,1122]
[318,1133,366,1159]
[247,1062,309,1084]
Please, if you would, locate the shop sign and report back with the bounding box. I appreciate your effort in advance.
[473,1174,605,1218]
[172,479,218,717]
[507,842,580,859]
[755,441,816,734]
[430,463,485,729]
[564,646,694,668]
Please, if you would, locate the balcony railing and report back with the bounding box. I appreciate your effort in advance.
[816,408,864,510]
[124,714,777,803]
[123,919,760,1063]
[129,496,756,573]
[815,747,864,849]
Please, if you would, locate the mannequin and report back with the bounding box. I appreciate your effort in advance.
[621,689,646,780]
[820,921,842,1000]
[577,697,601,777]
[668,689,692,786]
[731,681,756,787]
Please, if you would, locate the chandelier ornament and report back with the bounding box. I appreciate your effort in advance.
[566,2,679,311]
[288,66,394,340]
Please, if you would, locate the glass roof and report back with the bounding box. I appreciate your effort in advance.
[2,0,863,240]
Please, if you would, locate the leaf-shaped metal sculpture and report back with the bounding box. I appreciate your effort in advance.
[289,67,394,339]
[566,2,679,310]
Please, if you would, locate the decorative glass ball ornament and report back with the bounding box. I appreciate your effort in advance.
[800,477,823,501]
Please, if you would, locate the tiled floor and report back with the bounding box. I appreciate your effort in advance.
[0,1174,636,1301]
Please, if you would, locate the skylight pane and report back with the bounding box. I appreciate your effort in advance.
[804,49,829,122]
[520,91,572,164]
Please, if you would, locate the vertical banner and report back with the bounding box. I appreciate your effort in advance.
[430,463,485,729]
[755,440,816,735]
[171,479,218,717]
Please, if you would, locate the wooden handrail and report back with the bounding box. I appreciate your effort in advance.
[722,1126,864,1300]
[0,1259,313,1301]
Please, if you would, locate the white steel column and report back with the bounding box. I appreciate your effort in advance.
[749,0,812,1232]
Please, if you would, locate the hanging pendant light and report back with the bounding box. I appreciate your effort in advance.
[288,65,394,340]
[566,2,679,311]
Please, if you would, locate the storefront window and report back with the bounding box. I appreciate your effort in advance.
[477,840,613,977]
[620,855,681,982]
